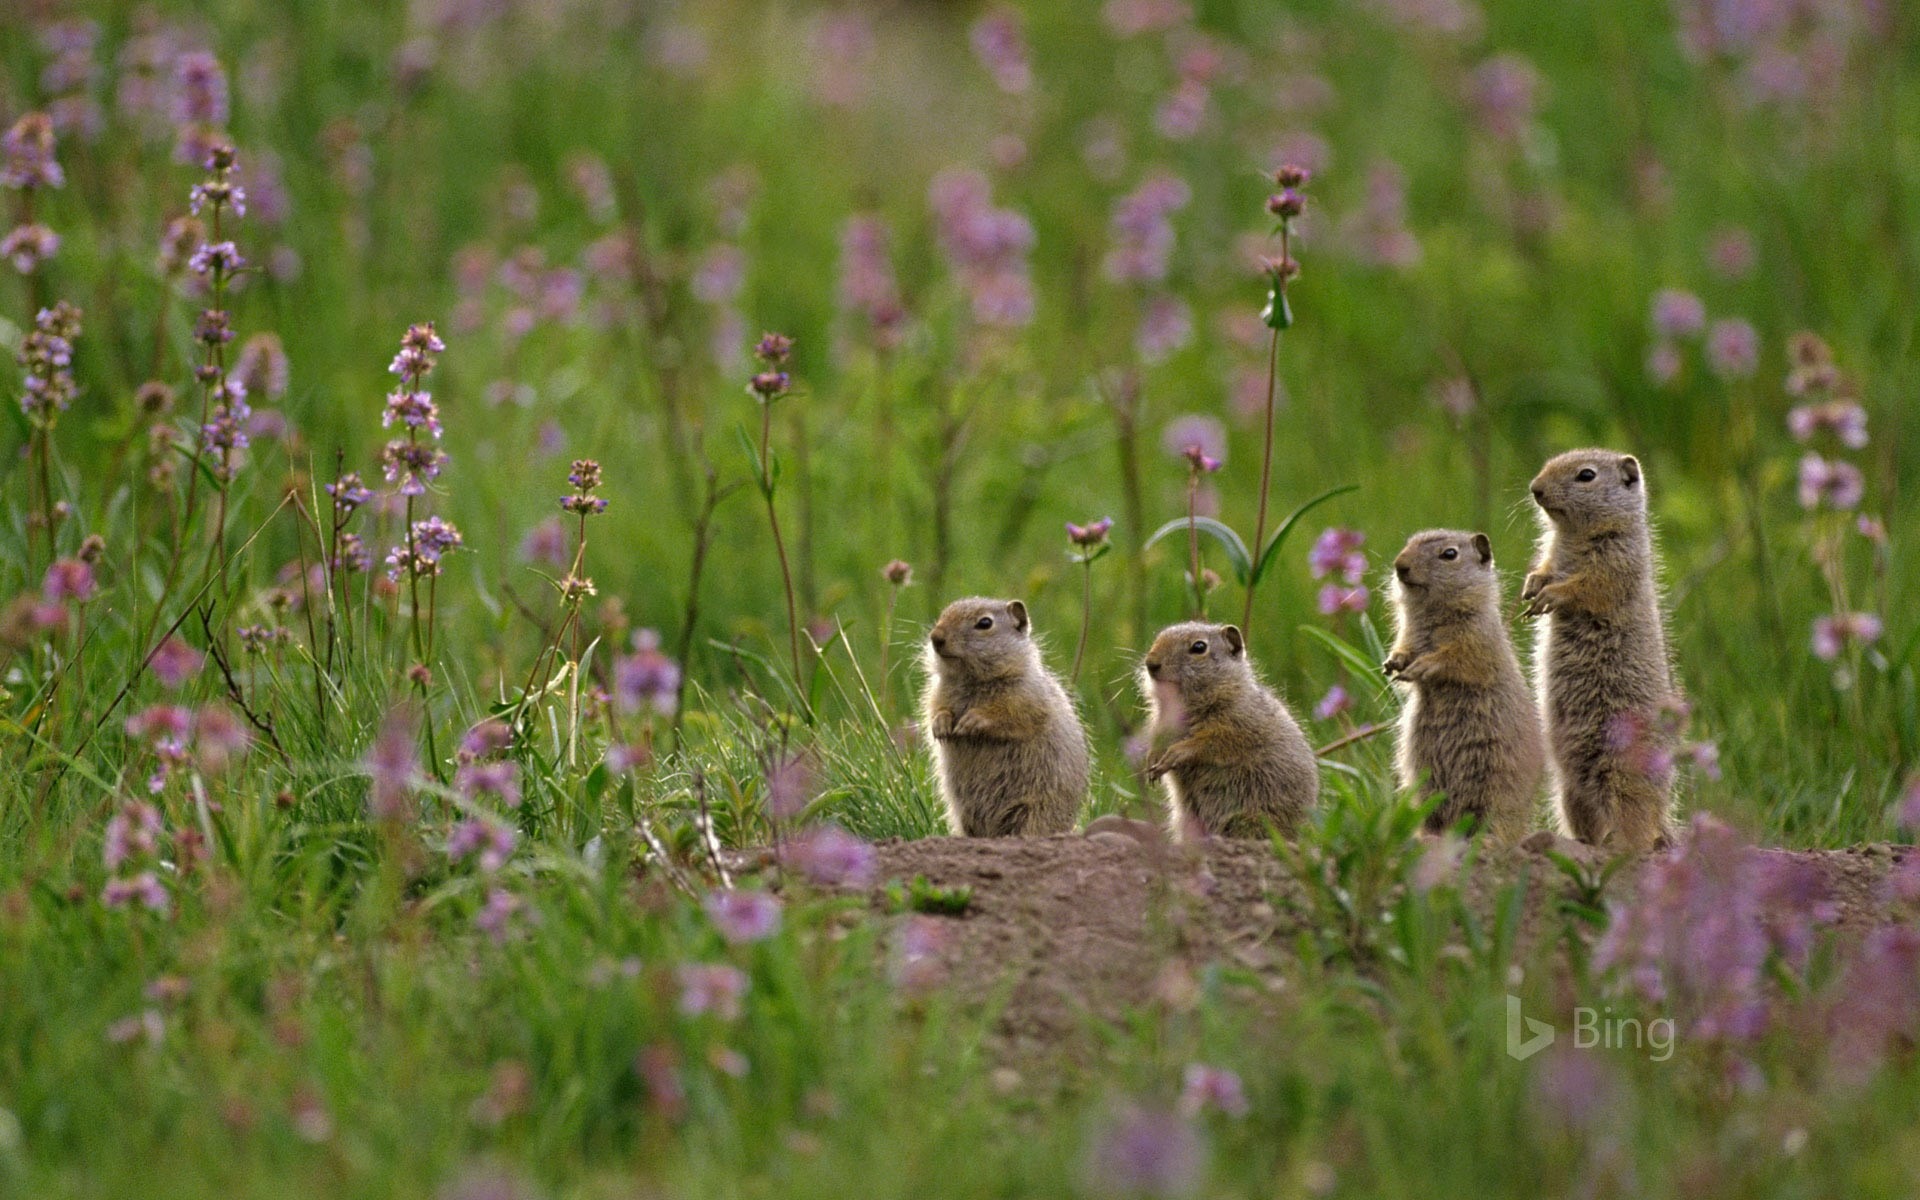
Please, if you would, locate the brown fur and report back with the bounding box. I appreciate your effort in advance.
[1385,529,1546,845]
[1525,449,1681,852]
[1139,622,1318,840]
[921,597,1091,837]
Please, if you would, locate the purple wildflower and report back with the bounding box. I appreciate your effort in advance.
[365,710,420,821]
[1705,318,1760,380]
[787,826,877,888]
[2,223,59,273]
[561,458,608,515]
[1104,172,1191,284]
[382,389,442,438]
[691,244,746,305]
[1307,527,1367,584]
[518,517,569,568]
[1067,518,1115,549]
[969,8,1032,94]
[613,629,681,715]
[475,887,523,943]
[1810,612,1883,661]
[838,214,904,346]
[704,889,781,944]
[146,636,200,688]
[1177,1065,1249,1119]
[170,51,228,127]
[104,801,163,870]
[2,113,65,190]
[448,819,518,873]
[42,557,95,603]
[187,240,243,279]
[1313,685,1351,721]
[928,168,1036,328]
[1469,53,1541,139]
[1137,295,1193,362]
[891,914,952,993]
[385,515,464,580]
[17,302,82,423]
[1648,289,1707,339]
[1825,925,1920,1086]
[232,333,289,399]
[1084,1104,1205,1198]
[1160,415,1225,468]
[1317,584,1369,615]
[326,472,373,517]
[457,760,522,808]
[1796,454,1864,510]
[1787,401,1868,449]
[764,753,814,821]
[1594,815,1835,1044]
[103,871,170,915]
[378,439,448,496]
[677,962,749,1020]
[1645,341,1682,387]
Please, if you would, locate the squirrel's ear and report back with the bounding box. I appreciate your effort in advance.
[1006,599,1029,632]
[1221,625,1245,656]
[1472,532,1493,563]
[1619,455,1641,486]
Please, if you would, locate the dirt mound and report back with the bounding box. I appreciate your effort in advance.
[849,828,1913,1057]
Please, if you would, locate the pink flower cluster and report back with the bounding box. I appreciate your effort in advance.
[928,168,1037,329]
[1595,815,1835,1044]
[1309,527,1369,615]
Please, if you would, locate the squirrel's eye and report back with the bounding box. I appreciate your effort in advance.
[974,616,994,630]
[1576,467,1597,482]
[1189,640,1208,655]
[1440,547,1459,561]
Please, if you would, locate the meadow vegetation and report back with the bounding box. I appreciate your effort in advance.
[2,0,1918,1195]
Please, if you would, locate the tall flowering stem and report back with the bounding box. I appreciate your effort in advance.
[1065,521,1113,687]
[3,112,65,314]
[1243,165,1309,634]
[878,559,913,711]
[191,144,250,601]
[1181,444,1221,618]
[508,459,607,755]
[379,322,457,771]
[16,301,81,568]
[747,333,806,691]
[138,141,249,658]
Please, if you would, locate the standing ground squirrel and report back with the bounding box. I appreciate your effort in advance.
[1385,529,1546,844]
[1524,449,1681,851]
[922,597,1091,837]
[1139,622,1318,839]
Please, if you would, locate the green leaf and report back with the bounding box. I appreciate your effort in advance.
[1262,284,1293,330]
[1251,484,1359,586]
[1298,625,1395,702]
[1144,516,1253,585]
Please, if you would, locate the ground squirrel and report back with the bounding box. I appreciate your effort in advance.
[1140,622,1318,839]
[922,597,1091,837]
[1524,449,1680,851]
[1385,529,1546,844]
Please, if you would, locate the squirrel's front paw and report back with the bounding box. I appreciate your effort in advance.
[952,709,993,738]
[1145,756,1172,782]
[1520,571,1553,602]
[930,710,957,740]
[1382,654,1408,678]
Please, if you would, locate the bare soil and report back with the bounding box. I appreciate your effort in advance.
[827,825,1913,1058]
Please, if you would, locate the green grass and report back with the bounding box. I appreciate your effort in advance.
[2,0,1918,1194]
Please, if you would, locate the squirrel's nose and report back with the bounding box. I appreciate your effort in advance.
[1395,562,1411,582]
[930,631,947,652]
[1145,660,1162,678]
[1530,485,1547,505]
